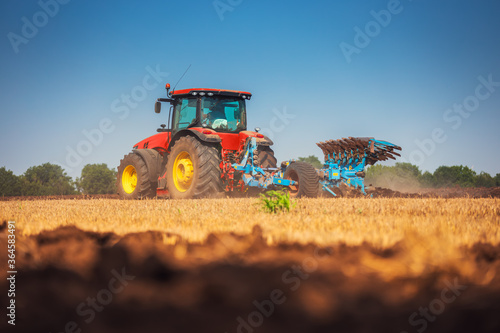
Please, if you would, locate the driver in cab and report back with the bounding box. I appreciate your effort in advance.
[203,103,227,129]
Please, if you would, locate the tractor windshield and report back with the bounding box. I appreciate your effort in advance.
[201,97,246,132]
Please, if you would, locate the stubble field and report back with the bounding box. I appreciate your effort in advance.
[1,195,499,332]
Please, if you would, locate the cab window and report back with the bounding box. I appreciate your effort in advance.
[173,98,197,130]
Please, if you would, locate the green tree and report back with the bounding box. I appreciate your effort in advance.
[22,163,76,195]
[475,172,495,187]
[394,163,421,178]
[433,165,476,187]
[419,171,435,188]
[76,164,117,194]
[495,174,500,186]
[0,167,22,196]
[365,164,385,180]
[297,155,323,169]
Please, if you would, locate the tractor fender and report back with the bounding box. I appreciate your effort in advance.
[255,135,273,146]
[131,149,164,183]
[239,131,273,147]
[169,129,222,149]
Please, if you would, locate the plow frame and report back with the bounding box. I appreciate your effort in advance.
[231,137,295,189]
[319,159,367,196]
[317,138,402,196]
[229,137,401,196]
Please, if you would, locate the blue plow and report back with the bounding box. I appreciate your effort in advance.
[230,137,401,197]
[232,137,294,189]
[316,137,402,196]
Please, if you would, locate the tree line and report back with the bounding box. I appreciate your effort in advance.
[0,163,116,197]
[366,163,500,189]
[298,156,500,189]
[297,156,500,189]
[0,160,499,197]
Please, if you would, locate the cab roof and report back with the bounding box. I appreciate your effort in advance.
[171,88,252,99]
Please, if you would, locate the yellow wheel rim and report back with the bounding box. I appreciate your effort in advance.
[173,151,194,192]
[122,165,137,194]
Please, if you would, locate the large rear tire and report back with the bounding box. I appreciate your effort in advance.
[117,153,157,199]
[284,161,319,198]
[166,136,223,199]
[256,146,277,168]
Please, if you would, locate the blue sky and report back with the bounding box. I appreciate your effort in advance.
[1,0,499,179]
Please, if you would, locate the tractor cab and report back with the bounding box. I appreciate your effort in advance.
[155,85,251,134]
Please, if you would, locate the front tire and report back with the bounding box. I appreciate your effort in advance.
[166,136,223,199]
[284,161,319,198]
[117,153,157,199]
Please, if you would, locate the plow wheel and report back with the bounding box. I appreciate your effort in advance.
[117,153,156,199]
[166,136,223,199]
[284,162,319,198]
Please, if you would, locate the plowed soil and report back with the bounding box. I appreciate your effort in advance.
[1,222,499,333]
[369,186,500,198]
[336,186,500,198]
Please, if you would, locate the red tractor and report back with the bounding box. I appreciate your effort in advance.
[116,84,318,199]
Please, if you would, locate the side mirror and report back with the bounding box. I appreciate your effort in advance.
[155,101,161,114]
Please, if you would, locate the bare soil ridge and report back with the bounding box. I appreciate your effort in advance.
[1,223,499,333]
